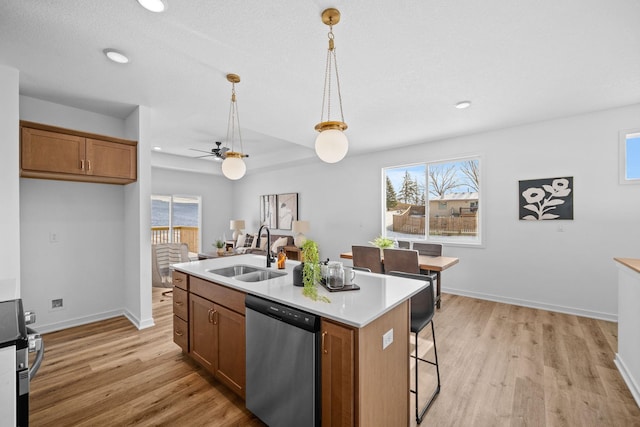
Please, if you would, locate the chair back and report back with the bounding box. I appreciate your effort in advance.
[152,243,189,288]
[351,245,384,274]
[387,271,436,326]
[397,240,411,249]
[412,243,442,257]
[383,248,420,275]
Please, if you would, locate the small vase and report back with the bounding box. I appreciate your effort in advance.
[293,263,304,287]
[217,248,225,256]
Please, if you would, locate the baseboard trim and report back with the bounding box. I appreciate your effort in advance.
[615,354,640,408]
[124,309,155,330]
[443,287,617,322]
[36,309,125,334]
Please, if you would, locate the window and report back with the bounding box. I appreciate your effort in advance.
[151,194,202,252]
[383,156,481,245]
[620,129,640,184]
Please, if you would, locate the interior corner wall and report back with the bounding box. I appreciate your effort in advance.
[18,97,128,332]
[233,103,640,321]
[0,65,20,301]
[151,167,234,252]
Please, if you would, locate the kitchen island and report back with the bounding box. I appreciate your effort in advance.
[172,254,430,426]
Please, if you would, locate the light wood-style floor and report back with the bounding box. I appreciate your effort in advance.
[30,289,639,426]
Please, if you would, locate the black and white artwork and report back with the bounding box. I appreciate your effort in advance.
[276,193,298,230]
[519,177,573,220]
[260,194,277,228]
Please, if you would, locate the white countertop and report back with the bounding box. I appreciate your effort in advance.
[172,254,428,328]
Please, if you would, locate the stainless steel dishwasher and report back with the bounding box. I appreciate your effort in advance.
[245,294,320,427]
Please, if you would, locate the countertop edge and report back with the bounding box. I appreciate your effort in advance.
[614,257,640,274]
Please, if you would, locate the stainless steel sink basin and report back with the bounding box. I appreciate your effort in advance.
[207,264,287,282]
[207,265,261,277]
[235,270,287,282]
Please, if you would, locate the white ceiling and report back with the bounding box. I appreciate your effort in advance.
[2,0,640,174]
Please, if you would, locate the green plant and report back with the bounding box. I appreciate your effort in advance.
[300,240,330,303]
[369,235,394,249]
[214,240,225,249]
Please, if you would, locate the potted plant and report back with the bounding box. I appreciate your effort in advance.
[294,240,329,302]
[214,240,225,255]
[369,235,395,255]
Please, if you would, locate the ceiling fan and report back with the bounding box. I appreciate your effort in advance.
[189,141,229,161]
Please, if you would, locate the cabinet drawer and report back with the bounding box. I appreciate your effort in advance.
[172,271,188,291]
[173,287,188,320]
[190,276,245,314]
[173,315,188,352]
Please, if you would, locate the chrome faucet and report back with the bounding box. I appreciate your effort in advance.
[257,225,273,268]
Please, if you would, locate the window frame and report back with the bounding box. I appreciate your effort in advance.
[381,154,483,247]
[151,193,202,253]
[619,128,640,185]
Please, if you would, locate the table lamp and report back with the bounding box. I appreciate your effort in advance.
[292,220,310,248]
[230,219,245,240]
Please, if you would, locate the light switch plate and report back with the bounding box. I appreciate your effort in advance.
[382,328,394,349]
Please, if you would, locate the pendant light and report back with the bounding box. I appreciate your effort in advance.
[315,8,349,164]
[221,73,249,180]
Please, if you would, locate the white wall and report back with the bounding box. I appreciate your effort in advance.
[18,97,137,332]
[234,104,640,321]
[0,66,21,301]
[151,167,234,252]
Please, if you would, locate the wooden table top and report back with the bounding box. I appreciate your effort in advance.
[339,251,459,272]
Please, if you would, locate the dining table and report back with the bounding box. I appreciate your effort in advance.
[340,251,459,309]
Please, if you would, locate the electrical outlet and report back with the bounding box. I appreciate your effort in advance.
[49,232,60,243]
[51,298,63,309]
[382,328,394,350]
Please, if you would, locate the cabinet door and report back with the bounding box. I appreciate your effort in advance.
[21,127,85,175]
[321,319,355,427]
[213,303,246,398]
[189,293,216,373]
[85,138,136,180]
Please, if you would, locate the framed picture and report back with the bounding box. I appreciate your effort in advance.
[260,194,277,228]
[519,177,573,220]
[276,193,298,230]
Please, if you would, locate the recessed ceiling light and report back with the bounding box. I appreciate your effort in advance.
[137,0,167,13]
[153,146,162,151]
[103,49,129,64]
[455,101,471,109]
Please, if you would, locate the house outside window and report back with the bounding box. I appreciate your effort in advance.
[383,156,481,245]
[151,194,202,252]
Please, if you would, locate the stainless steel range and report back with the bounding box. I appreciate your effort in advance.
[0,299,43,427]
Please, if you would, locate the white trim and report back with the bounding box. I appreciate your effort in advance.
[443,287,617,322]
[615,354,640,408]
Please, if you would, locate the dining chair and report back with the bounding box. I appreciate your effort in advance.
[397,240,411,249]
[351,245,384,274]
[382,248,421,275]
[387,271,441,424]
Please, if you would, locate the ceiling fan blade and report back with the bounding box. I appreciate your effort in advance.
[189,148,214,154]
[194,154,215,158]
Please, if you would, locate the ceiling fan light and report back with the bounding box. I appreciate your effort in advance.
[315,129,348,163]
[221,155,246,180]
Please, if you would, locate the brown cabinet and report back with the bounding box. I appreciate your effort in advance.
[187,277,246,398]
[321,319,356,427]
[284,245,303,261]
[20,121,137,184]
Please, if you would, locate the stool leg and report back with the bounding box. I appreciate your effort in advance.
[414,321,441,424]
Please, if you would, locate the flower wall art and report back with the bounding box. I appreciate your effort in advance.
[519,177,573,220]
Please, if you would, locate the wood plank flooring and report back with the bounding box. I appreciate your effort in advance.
[29,289,639,426]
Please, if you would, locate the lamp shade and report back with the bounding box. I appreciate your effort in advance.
[292,220,310,234]
[315,129,348,163]
[230,220,245,230]
[222,156,246,180]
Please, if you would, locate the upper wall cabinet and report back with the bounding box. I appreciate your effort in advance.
[20,121,137,185]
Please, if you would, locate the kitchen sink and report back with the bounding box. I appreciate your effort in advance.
[207,265,261,277]
[234,270,287,282]
[207,264,287,282]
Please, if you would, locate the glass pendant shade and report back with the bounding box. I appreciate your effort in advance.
[221,155,246,180]
[315,129,348,163]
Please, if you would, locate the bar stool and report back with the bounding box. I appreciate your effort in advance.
[387,271,441,424]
